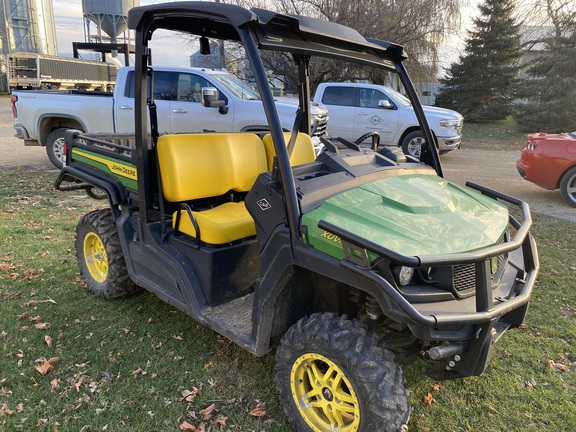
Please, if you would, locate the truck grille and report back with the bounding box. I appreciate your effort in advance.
[311,114,328,138]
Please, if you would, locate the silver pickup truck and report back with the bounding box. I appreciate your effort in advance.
[12,65,328,168]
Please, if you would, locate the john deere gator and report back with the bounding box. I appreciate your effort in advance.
[55,2,539,431]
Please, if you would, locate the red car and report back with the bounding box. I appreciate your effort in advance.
[517,131,576,207]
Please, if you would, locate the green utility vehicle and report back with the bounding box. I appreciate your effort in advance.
[55,2,539,431]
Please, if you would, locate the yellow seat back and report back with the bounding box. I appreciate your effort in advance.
[262,132,316,170]
[157,133,267,202]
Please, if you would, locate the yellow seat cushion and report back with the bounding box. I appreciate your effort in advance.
[173,202,255,244]
[158,133,268,202]
[262,132,316,170]
[157,133,268,244]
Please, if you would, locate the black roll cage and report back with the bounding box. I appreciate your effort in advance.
[128,1,442,238]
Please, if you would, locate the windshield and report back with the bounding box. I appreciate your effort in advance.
[386,87,412,108]
[210,73,261,100]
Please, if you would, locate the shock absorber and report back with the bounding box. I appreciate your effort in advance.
[365,294,380,320]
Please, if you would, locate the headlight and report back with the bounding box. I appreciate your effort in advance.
[392,266,414,286]
[439,119,460,128]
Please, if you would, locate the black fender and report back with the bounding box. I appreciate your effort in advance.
[55,164,128,219]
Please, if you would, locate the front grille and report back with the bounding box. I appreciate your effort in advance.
[452,251,507,294]
[453,264,476,292]
[311,114,328,137]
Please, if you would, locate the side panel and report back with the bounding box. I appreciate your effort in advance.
[13,93,114,142]
[70,148,138,191]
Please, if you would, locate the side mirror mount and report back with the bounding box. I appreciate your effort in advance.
[200,36,210,55]
[202,87,225,108]
[378,99,394,109]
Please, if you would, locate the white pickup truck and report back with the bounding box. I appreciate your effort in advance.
[12,66,329,168]
[313,82,463,157]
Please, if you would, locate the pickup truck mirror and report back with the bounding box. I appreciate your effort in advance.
[202,87,226,108]
[378,99,394,109]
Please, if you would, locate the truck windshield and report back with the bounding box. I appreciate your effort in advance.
[386,87,412,108]
[210,73,261,100]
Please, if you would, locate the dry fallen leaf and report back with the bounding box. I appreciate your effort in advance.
[181,388,199,403]
[432,383,441,391]
[179,421,196,431]
[34,322,51,330]
[547,359,569,372]
[50,378,61,391]
[131,367,147,376]
[423,392,434,406]
[199,403,216,420]
[215,415,228,427]
[249,402,267,417]
[35,360,54,376]
[45,335,53,347]
[0,403,14,416]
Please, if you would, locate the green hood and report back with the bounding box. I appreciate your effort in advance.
[301,174,509,260]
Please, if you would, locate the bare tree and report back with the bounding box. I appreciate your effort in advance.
[234,0,461,88]
[519,0,576,37]
[514,0,576,132]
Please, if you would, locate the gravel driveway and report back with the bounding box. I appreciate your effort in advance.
[1,95,574,223]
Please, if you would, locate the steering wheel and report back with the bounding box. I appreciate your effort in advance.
[354,132,381,151]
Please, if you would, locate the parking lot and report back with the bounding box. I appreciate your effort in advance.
[1,95,574,223]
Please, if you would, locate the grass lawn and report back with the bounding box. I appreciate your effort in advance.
[463,118,526,146]
[1,167,575,431]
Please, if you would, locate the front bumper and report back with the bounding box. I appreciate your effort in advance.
[437,136,461,151]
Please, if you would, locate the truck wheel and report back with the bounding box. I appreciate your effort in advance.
[560,166,576,208]
[275,312,410,432]
[46,128,68,169]
[401,130,425,158]
[75,209,138,299]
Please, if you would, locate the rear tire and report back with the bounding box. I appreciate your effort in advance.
[560,166,576,208]
[75,209,138,299]
[46,128,68,169]
[275,312,410,432]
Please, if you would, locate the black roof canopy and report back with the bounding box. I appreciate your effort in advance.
[127,1,406,70]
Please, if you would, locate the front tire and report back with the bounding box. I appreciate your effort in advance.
[401,130,425,158]
[560,166,576,208]
[75,209,138,299]
[46,128,68,169]
[275,313,410,432]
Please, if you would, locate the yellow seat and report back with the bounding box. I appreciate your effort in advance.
[157,133,267,244]
[262,132,316,170]
[177,202,256,244]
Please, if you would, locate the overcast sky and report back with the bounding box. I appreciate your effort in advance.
[52,0,193,66]
[52,0,480,70]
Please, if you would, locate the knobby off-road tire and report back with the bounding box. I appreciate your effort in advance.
[275,312,410,432]
[75,209,139,299]
[560,166,576,208]
[46,128,68,169]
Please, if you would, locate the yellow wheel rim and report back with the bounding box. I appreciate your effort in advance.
[83,232,108,283]
[290,352,360,432]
